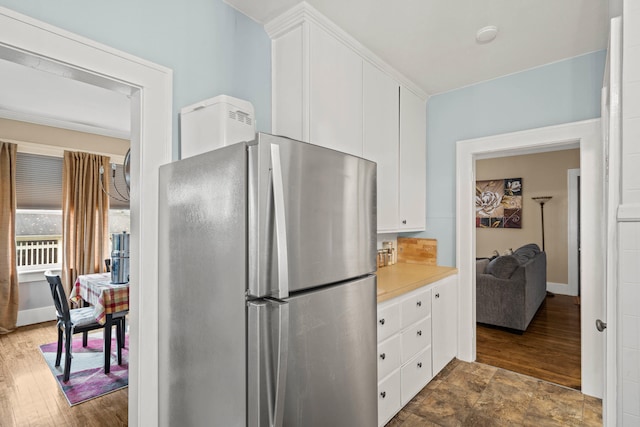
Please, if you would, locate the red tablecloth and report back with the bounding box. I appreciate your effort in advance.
[70,272,129,324]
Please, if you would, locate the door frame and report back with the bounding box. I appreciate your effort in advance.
[0,7,173,426]
[456,119,605,397]
[567,168,581,297]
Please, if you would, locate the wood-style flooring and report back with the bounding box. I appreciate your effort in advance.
[0,321,127,427]
[476,294,582,390]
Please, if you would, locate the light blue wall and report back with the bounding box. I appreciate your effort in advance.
[0,0,272,159]
[405,50,607,266]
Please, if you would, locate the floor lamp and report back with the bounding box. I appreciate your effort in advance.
[533,196,553,297]
[532,196,552,251]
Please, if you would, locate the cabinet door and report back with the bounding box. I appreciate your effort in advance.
[400,317,431,363]
[272,25,306,141]
[363,62,399,232]
[398,86,426,231]
[401,347,433,405]
[309,24,363,156]
[378,334,401,381]
[377,370,401,427]
[431,275,458,375]
[377,301,401,342]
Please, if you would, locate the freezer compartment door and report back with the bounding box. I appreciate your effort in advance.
[248,133,377,298]
[158,144,248,427]
[285,275,378,426]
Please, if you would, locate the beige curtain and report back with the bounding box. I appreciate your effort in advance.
[62,151,110,294]
[0,142,19,334]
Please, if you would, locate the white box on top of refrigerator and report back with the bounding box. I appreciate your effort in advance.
[180,95,255,159]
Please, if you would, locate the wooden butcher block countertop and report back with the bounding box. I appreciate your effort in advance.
[376,263,457,303]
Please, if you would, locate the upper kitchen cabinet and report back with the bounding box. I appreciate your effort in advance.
[398,87,426,231]
[271,20,363,156]
[267,4,427,232]
[309,25,363,156]
[363,62,399,232]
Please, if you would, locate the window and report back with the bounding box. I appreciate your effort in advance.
[15,153,63,274]
[15,151,130,277]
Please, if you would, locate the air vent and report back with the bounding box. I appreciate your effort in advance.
[230,110,252,126]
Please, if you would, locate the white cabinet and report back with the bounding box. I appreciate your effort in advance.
[376,274,458,426]
[377,287,433,427]
[269,10,427,233]
[309,24,363,156]
[363,61,400,232]
[398,87,426,231]
[272,21,363,157]
[431,275,458,376]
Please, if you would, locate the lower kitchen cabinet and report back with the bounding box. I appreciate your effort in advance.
[376,274,457,426]
[431,275,458,376]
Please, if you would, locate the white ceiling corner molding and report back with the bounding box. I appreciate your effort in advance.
[265,2,428,101]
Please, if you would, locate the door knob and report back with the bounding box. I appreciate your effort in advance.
[596,319,607,332]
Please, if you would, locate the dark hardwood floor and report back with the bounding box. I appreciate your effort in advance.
[476,294,582,390]
[0,321,128,426]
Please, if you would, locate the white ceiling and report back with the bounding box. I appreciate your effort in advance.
[0,57,131,139]
[226,0,610,95]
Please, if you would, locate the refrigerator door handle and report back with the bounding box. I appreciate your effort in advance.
[270,144,289,299]
[247,300,289,427]
[272,299,289,427]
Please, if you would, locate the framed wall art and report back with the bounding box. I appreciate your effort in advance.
[475,177,522,228]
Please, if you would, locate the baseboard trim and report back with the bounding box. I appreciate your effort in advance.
[547,282,576,296]
[17,305,56,327]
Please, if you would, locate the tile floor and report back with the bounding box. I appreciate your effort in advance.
[387,359,602,427]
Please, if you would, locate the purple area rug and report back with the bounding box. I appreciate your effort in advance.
[39,333,128,406]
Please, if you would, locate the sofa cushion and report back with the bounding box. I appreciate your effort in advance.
[513,243,541,264]
[486,255,520,279]
[476,258,490,274]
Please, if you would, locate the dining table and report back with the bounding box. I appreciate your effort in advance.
[70,272,129,374]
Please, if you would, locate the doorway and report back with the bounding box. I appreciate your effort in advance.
[473,149,582,389]
[0,7,172,425]
[456,119,605,399]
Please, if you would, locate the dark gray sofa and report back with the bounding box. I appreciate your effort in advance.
[476,243,547,332]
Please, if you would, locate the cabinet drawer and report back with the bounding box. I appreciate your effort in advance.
[400,288,431,328]
[378,335,401,380]
[378,369,401,427]
[401,347,433,405]
[401,317,431,363]
[377,302,400,342]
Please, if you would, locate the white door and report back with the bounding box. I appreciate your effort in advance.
[602,16,622,426]
[309,24,363,156]
[398,87,426,231]
[363,61,399,232]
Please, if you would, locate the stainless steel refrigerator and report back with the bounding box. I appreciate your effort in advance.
[158,133,377,427]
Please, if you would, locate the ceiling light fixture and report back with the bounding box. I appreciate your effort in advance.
[476,26,498,44]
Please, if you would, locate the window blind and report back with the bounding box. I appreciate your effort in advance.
[16,152,63,209]
[15,152,130,210]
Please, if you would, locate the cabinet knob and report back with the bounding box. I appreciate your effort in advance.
[435,293,440,299]
[380,391,386,399]
[380,353,386,360]
[417,362,422,368]
[402,220,407,224]
[416,301,422,307]
[417,330,422,336]
[379,318,385,325]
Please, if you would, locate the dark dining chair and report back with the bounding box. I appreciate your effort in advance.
[104,259,111,272]
[44,271,125,382]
